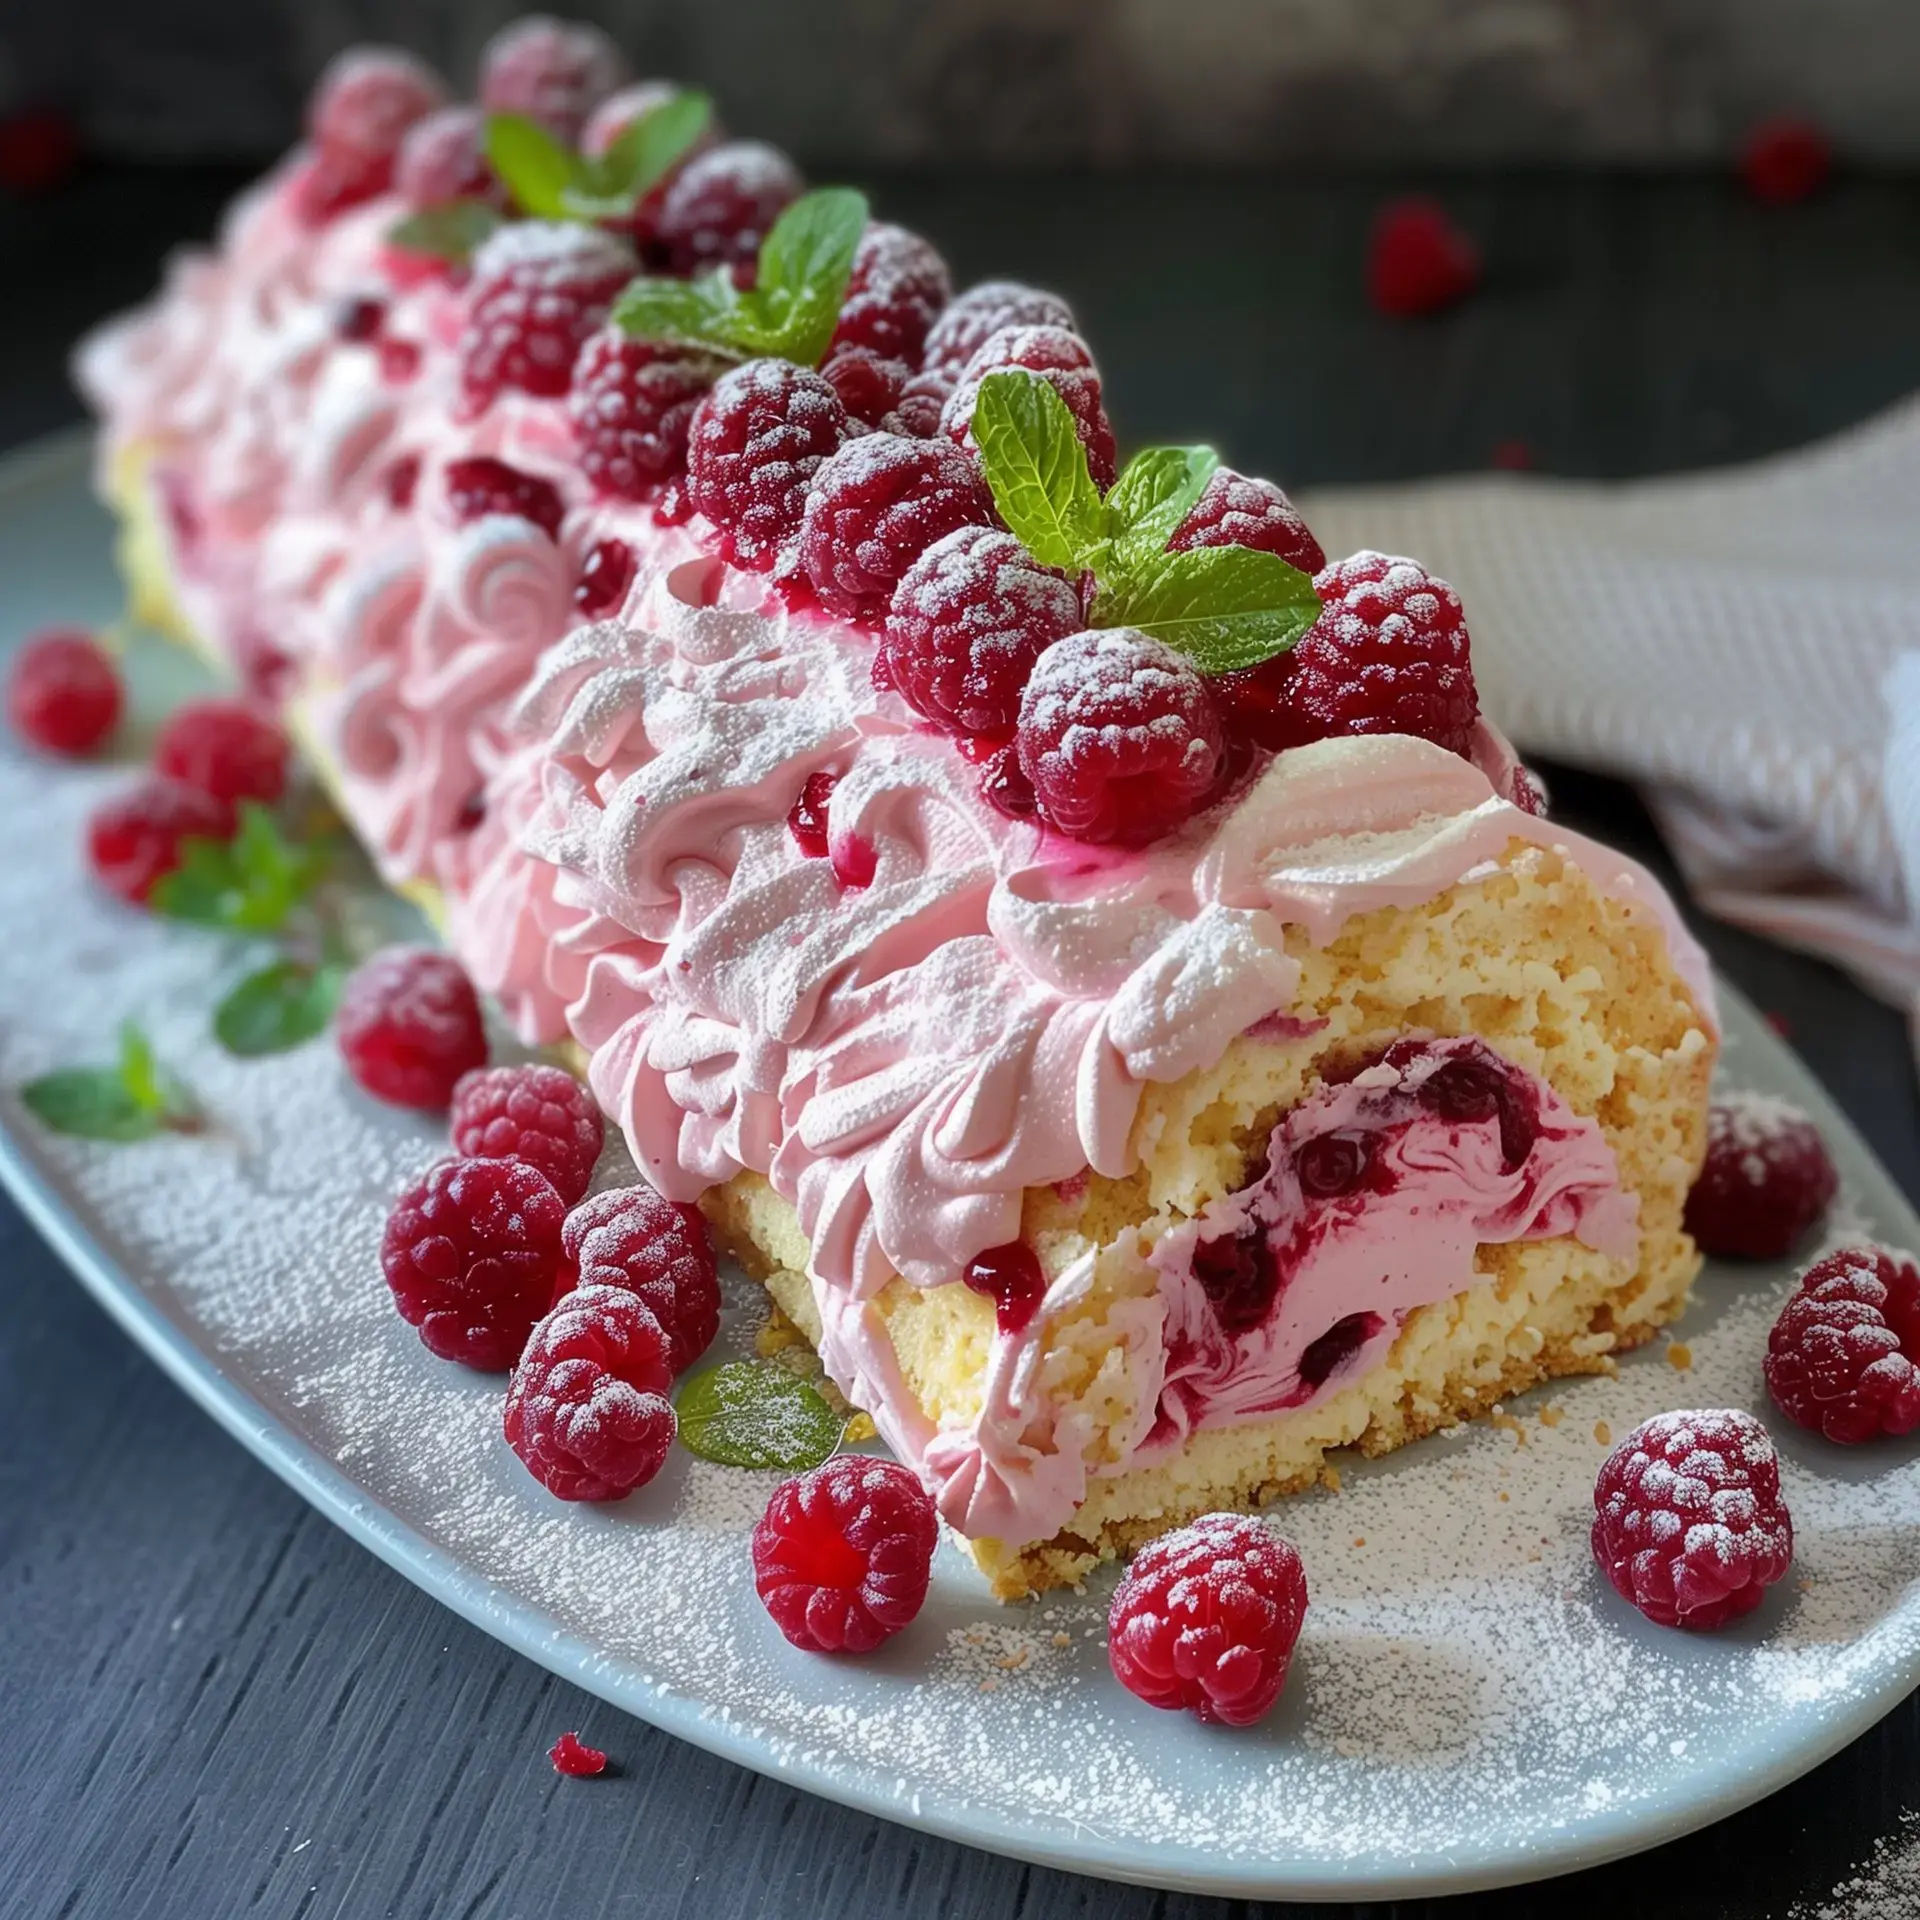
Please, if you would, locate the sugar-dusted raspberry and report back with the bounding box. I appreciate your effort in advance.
[562,1183,721,1373]
[1108,1514,1308,1726]
[787,769,837,860]
[978,743,1038,821]
[308,47,445,166]
[820,347,912,432]
[86,777,234,907]
[574,537,636,618]
[941,325,1117,489]
[381,1156,566,1370]
[799,433,993,621]
[751,1455,939,1654]
[547,1731,608,1777]
[394,104,500,210]
[686,360,849,572]
[478,14,627,143]
[294,145,394,226]
[656,141,804,278]
[1168,468,1326,576]
[1017,629,1227,845]
[920,280,1077,380]
[153,698,289,807]
[451,1062,604,1204]
[1742,116,1831,205]
[1684,1091,1838,1261]
[1367,196,1481,317]
[444,455,566,540]
[569,326,721,500]
[881,526,1082,739]
[8,628,122,755]
[337,946,489,1110]
[459,222,636,413]
[1208,651,1319,754]
[1764,1247,1920,1444]
[892,369,952,440]
[1590,1409,1794,1630]
[1285,551,1479,756]
[830,223,952,364]
[504,1283,676,1498]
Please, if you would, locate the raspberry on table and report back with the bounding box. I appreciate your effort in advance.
[1684,1091,1838,1261]
[1590,1409,1794,1630]
[799,433,993,621]
[881,525,1082,739]
[478,14,627,143]
[7,629,122,755]
[1107,1514,1309,1726]
[655,141,804,278]
[1017,628,1228,846]
[1168,468,1326,576]
[787,770,837,860]
[548,1731,608,1777]
[459,222,636,414]
[444,455,567,540]
[152,698,289,807]
[86,777,235,907]
[685,360,849,573]
[1367,196,1482,318]
[940,325,1117,489]
[574,537,637,619]
[563,1183,722,1373]
[381,1156,567,1371]
[337,946,489,1110]
[1764,1246,1920,1444]
[1284,551,1480,757]
[820,347,913,433]
[920,280,1077,380]
[505,1283,677,1499]
[395,105,500,210]
[830,223,952,364]
[451,1062,604,1205]
[308,47,445,167]
[1742,117,1831,205]
[751,1455,939,1654]
[569,327,722,500]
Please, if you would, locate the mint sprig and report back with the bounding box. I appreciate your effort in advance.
[151,803,333,936]
[674,1359,844,1470]
[387,199,504,265]
[611,186,868,369]
[213,960,344,1058]
[485,92,712,223]
[21,1023,199,1142]
[969,370,1321,675]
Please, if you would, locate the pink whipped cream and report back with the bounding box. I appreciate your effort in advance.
[78,158,1718,1550]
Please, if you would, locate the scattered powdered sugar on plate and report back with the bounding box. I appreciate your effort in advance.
[2,724,1918,1896]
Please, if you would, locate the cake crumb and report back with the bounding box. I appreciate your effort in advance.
[1352,1536,1366,1548]
[1594,1420,1613,1446]
[842,1412,877,1443]
[1667,1342,1693,1371]
[1051,1632,1071,1648]
[997,1647,1030,1671]
[1498,1490,1510,1503]
[1490,1410,1528,1445]
[1539,1404,1564,1428]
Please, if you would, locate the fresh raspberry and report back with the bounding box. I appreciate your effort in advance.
[1765,1247,1920,1444]
[336,946,489,1110]
[1742,117,1831,205]
[86,778,234,907]
[751,1456,939,1654]
[920,280,1077,380]
[478,15,627,144]
[1683,1091,1838,1260]
[380,1156,566,1370]
[394,105,500,210]
[308,48,445,166]
[820,347,913,432]
[562,1184,721,1373]
[1208,651,1318,754]
[685,360,849,572]
[1016,629,1227,845]
[569,327,721,499]
[294,145,393,225]
[892,369,953,440]
[459,222,636,413]
[799,433,993,621]
[1367,196,1481,317]
[978,743,1038,821]
[788,770,837,859]
[1107,1514,1308,1726]
[444,455,567,540]
[504,1284,676,1498]
[1590,1409,1794,1630]
[941,326,1117,490]
[830,223,952,364]
[451,1063,604,1205]
[655,141,804,278]
[1168,469,1325,576]
[583,82,716,250]
[574,537,636,618]
[548,1731,607,1777]
[7,629,122,755]
[1284,551,1479,756]
[152,698,289,807]
[881,526,1081,739]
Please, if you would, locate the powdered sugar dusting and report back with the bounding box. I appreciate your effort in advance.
[1796,1814,1920,1919]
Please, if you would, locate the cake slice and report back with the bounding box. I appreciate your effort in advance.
[78,23,1716,1598]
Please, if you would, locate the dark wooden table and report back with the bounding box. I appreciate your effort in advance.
[3,163,1918,1920]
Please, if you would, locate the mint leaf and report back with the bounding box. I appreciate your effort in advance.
[971,370,1107,573]
[611,270,748,355]
[387,199,504,264]
[214,961,344,1058]
[674,1360,843,1470]
[151,803,331,936]
[484,113,581,219]
[119,1021,199,1128]
[1105,445,1218,565]
[560,90,712,219]
[1097,543,1322,674]
[20,1023,197,1142]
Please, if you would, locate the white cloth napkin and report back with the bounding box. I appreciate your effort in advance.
[1301,398,1920,1056]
